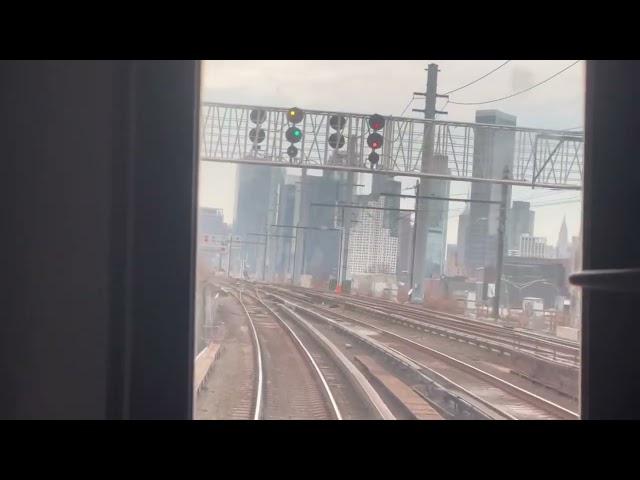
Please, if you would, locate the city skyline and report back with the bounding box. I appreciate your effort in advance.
[199,60,584,245]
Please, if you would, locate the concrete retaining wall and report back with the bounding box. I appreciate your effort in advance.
[510,350,579,399]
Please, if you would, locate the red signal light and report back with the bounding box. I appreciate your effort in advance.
[368,114,385,131]
[367,132,383,150]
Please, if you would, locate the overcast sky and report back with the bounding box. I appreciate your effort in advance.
[198,60,585,246]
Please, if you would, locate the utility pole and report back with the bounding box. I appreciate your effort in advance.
[493,167,510,319]
[266,186,280,282]
[286,235,293,282]
[409,63,448,303]
[409,179,420,292]
[291,227,298,285]
[334,179,345,287]
[262,230,268,281]
[227,234,233,278]
[340,136,358,289]
[337,206,345,286]
[293,168,309,285]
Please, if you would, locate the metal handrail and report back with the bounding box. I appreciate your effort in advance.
[569,268,640,292]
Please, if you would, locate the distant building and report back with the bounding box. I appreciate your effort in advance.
[445,244,465,276]
[395,213,413,282]
[199,207,228,235]
[457,207,470,275]
[519,234,547,258]
[507,201,535,251]
[556,216,570,259]
[568,234,582,328]
[372,175,402,237]
[198,208,230,275]
[569,235,581,270]
[544,244,556,259]
[347,196,398,276]
[300,171,341,282]
[272,177,297,280]
[502,256,568,309]
[463,110,517,278]
[233,164,284,277]
[422,154,450,278]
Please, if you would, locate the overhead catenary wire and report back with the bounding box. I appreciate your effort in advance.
[442,61,511,96]
[398,61,504,124]
[399,95,416,117]
[389,95,418,143]
[449,60,582,106]
[529,198,581,207]
[436,99,449,117]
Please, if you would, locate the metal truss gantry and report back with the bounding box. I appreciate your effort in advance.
[200,102,584,190]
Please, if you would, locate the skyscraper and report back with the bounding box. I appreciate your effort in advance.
[457,206,470,273]
[556,216,569,259]
[272,177,297,280]
[445,244,465,277]
[300,170,341,282]
[507,201,535,252]
[463,110,517,278]
[199,207,228,235]
[347,195,399,275]
[396,213,413,282]
[421,154,450,278]
[371,175,402,237]
[520,234,548,258]
[233,164,284,277]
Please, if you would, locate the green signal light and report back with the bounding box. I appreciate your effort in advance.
[286,126,302,143]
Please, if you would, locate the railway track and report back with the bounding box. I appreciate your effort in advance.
[250,288,396,420]
[352,294,580,350]
[218,280,412,420]
[262,284,579,365]
[195,286,260,420]
[263,287,579,420]
[233,287,339,420]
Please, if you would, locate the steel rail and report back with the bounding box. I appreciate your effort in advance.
[249,289,342,420]
[268,288,579,420]
[230,288,264,420]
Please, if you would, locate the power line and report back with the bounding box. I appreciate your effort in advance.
[449,60,582,106]
[388,95,419,143]
[437,98,449,117]
[442,61,511,95]
[399,95,416,117]
[513,190,578,202]
[530,198,581,207]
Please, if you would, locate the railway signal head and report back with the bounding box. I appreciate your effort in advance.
[287,107,304,124]
[249,128,266,144]
[250,109,267,124]
[367,132,383,149]
[287,145,298,159]
[368,151,380,167]
[286,126,302,143]
[329,115,346,131]
[368,114,385,131]
[328,133,345,149]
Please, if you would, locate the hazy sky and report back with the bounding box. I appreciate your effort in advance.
[198,60,585,245]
